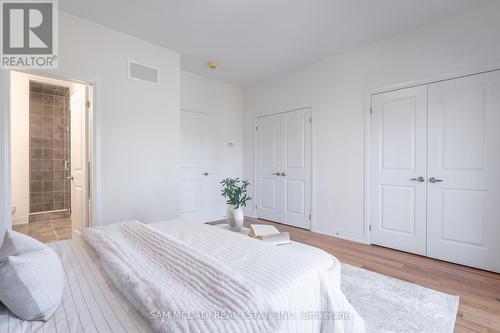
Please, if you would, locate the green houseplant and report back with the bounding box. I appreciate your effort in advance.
[221,178,251,231]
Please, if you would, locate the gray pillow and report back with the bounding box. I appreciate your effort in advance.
[0,230,45,261]
[0,235,64,321]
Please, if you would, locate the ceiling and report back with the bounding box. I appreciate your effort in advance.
[60,0,490,86]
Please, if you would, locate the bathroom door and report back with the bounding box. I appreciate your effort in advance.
[180,111,212,222]
[70,86,88,234]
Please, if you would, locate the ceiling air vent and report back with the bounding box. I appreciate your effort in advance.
[128,61,159,84]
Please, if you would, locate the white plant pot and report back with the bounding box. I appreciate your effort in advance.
[226,205,244,231]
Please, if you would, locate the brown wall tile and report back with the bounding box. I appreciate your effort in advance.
[42,94,54,105]
[30,192,43,204]
[30,83,70,215]
[30,159,42,170]
[54,181,65,191]
[30,181,42,192]
[31,170,42,181]
[30,148,42,159]
[30,92,42,104]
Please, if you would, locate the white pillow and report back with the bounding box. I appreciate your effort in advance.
[0,235,64,321]
[0,230,45,261]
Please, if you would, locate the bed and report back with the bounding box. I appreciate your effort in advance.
[0,219,364,333]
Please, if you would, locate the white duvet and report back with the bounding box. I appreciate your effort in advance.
[85,220,365,333]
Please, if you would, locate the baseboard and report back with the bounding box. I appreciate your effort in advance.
[12,216,28,225]
[312,225,368,244]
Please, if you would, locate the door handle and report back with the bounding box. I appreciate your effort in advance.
[272,172,280,176]
[66,176,74,181]
[409,176,425,183]
[202,172,209,176]
[280,172,286,176]
[429,177,443,183]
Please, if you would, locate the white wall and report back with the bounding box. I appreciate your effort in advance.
[1,11,181,230]
[60,12,181,224]
[243,2,500,242]
[10,72,30,224]
[180,71,244,220]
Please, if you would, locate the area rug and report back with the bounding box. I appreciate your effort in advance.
[341,263,459,333]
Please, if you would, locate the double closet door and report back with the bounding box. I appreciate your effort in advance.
[256,108,312,229]
[371,70,500,273]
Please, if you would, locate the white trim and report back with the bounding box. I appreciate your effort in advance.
[180,108,208,116]
[363,89,372,244]
[127,60,160,85]
[1,70,12,233]
[312,224,368,244]
[363,62,500,245]
[12,216,28,225]
[254,103,313,118]
[2,69,102,229]
[253,106,314,230]
[371,62,500,96]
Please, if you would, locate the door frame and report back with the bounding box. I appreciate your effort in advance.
[1,69,100,232]
[364,62,500,245]
[253,105,314,230]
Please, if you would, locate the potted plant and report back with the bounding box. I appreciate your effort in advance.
[221,178,251,231]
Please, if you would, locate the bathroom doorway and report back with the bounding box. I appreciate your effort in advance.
[10,71,93,243]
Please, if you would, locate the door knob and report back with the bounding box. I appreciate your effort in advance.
[272,172,280,176]
[409,176,425,183]
[66,176,74,181]
[429,177,443,183]
[280,172,286,176]
[202,172,209,176]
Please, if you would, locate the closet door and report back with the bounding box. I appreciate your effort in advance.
[282,108,311,229]
[256,109,312,228]
[256,114,283,223]
[371,86,428,255]
[427,71,500,272]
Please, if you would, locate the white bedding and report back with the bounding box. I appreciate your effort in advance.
[85,221,281,333]
[108,219,364,332]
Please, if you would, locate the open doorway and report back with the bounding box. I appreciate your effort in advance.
[9,71,93,243]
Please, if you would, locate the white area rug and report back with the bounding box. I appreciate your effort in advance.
[341,263,459,333]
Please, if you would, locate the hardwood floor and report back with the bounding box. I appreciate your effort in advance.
[238,217,500,333]
[13,218,72,243]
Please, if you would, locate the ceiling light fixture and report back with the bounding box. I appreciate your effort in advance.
[207,61,218,70]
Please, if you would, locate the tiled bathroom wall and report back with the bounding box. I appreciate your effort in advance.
[29,81,71,220]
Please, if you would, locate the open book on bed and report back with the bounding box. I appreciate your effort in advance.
[248,224,291,245]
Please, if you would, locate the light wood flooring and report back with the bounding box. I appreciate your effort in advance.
[237,217,500,333]
[13,218,72,243]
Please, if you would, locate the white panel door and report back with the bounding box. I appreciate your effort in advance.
[180,111,211,222]
[371,86,428,255]
[282,108,311,229]
[256,108,311,229]
[256,114,283,223]
[427,71,500,272]
[70,86,88,235]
